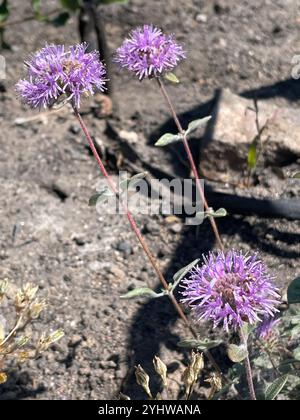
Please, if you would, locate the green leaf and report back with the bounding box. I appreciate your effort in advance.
[88,189,114,206]
[31,0,41,16]
[265,375,288,400]
[195,208,227,221]
[120,287,160,299]
[0,0,9,23]
[293,347,300,361]
[206,208,227,218]
[178,338,222,351]
[253,354,273,370]
[287,276,300,304]
[60,0,80,11]
[291,172,300,179]
[155,133,182,147]
[248,140,257,169]
[50,12,70,27]
[173,259,199,284]
[164,72,179,84]
[227,344,248,363]
[185,116,211,136]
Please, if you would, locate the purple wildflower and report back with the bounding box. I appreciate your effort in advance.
[180,250,280,332]
[255,317,280,341]
[115,25,185,80]
[16,43,106,109]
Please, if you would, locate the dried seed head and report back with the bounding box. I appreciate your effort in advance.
[15,283,39,312]
[205,372,222,399]
[37,329,65,354]
[0,315,6,342]
[119,392,131,400]
[135,365,152,399]
[191,351,204,378]
[153,356,168,388]
[29,299,46,319]
[182,361,197,398]
[0,279,8,302]
[18,351,30,363]
[0,372,7,384]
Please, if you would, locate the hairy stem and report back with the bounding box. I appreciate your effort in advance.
[73,109,187,320]
[73,107,224,377]
[240,329,257,400]
[157,78,224,250]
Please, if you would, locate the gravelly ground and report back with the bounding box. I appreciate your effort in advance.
[0,0,299,399]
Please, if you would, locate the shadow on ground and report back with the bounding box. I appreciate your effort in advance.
[122,78,300,398]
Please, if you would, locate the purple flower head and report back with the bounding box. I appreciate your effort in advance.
[255,316,280,341]
[115,25,186,80]
[16,43,106,109]
[180,250,281,332]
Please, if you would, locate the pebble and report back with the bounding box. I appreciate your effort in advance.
[117,241,133,257]
[73,236,85,246]
[119,130,139,144]
[69,124,80,135]
[100,360,117,369]
[169,223,183,234]
[195,13,207,23]
[108,266,126,281]
[142,221,160,236]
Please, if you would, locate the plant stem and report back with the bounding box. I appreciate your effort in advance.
[73,107,224,377]
[0,8,61,29]
[239,328,257,400]
[73,109,186,319]
[259,341,280,375]
[157,78,224,251]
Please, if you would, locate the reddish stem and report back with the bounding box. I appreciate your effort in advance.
[72,106,224,377]
[73,108,190,323]
[240,329,257,400]
[157,78,224,251]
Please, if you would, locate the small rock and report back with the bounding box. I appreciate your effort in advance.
[100,360,117,369]
[79,367,91,376]
[69,124,80,135]
[69,334,82,347]
[108,266,126,281]
[88,261,102,272]
[169,223,183,234]
[115,363,127,380]
[119,130,139,144]
[142,221,160,236]
[195,13,207,23]
[117,241,133,257]
[201,89,300,177]
[73,236,85,246]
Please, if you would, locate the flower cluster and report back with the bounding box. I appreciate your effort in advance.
[0,279,64,384]
[255,316,280,341]
[115,25,185,80]
[180,251,280,331]
[16,43,106,109]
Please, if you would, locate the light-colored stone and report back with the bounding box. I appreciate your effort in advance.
[201,89,300,176]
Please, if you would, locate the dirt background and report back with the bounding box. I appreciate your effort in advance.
[0,0,300,399]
